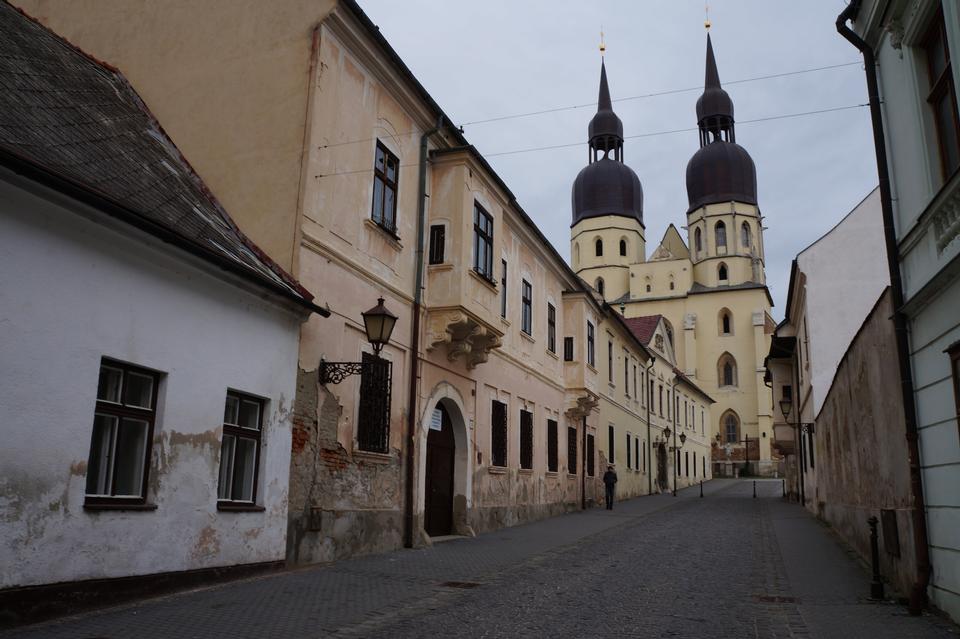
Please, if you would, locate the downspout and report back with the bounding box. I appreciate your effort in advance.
[793,348,805,506]
[837,1,931,615]
[404,117,444,549]
[646,358,654,495]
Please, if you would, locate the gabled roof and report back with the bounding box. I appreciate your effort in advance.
[0,1,326,316]
[623,315,662,346]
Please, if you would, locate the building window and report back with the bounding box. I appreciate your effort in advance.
[626,433,632,469]
[85,360,160,504]
[500,259,508,318]
[693,451,697,478]
[741,222,751,248]
[357,353,392,453]
[723,411,740,444]
[782,385,793,402]
[685,450,689,477]
[564,336,575,362]
[619,239,627,256]
[568,426,578,474]
[634,437,640,473]
[703,456,706,476]
[669,280,675,290]
[521,279,533,335]
[547,303,556,353]
[694,227,702,255]
[608,424,615,463]
[473,202,494,281]
[807,429,815,469]
[218,391,264,503]
[520,409,533,470]
[491,400,508,467]
[645,284,651,293]
[924,9,960,180]
[718,352,738,387]
[596,278,605,297]
[658,384,663,417]
[587,321,596,367]
[623,353,629,396]
[547,419,559,472]
[643,439,647,472]
[715,221,727,249]
[428,225,445,264]
[633,364,638,399]
[372,141,399,234]
[718,263,728,282]
[587,433,595,476]
[595,238,603,256]
[720,309,732,335]
[608,341,614,383]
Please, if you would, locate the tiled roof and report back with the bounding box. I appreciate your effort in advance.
[0,1,324,315]
[623,315,662,346]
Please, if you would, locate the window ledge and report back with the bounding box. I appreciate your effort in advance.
[364,218,403,250]
[567,473,579,479]
[545,470,559,477]
[488,465,508,475]
[520,331,535,344]
[428,263,454,272]
[586,363,598,373]
[84,501,157,512]
[500,317,511,328]
[518,468,533,475]
[353,449,394,464]
[546,349,559,361]
[217,502,266,513]
[467,268,498,291]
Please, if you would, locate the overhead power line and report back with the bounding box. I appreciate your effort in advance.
[314,103,868,178]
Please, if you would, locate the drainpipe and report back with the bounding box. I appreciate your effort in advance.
[837,1,931,615]
[404,117,444,549]
[646,359,654,495]
[581,415,587,510]
[792,348,805,506]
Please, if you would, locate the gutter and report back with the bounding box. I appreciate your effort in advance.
[646,358,655,495]
[403,117,444,548]
[837,0,931,615]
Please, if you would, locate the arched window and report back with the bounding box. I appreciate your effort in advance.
[595,238,603,257]
[619,239,627,256]
[718,263,728,282]
[741,222,751,248]
[669,281,675,290]
[645,276,651,293]
[595,278,605,297]
[694,228,702,255]
[719,309,732,335]
[718,352,738,387]
[722,411,740,444]
[715,221,727,248]
[645,284,651,293]
[573,242,580,268]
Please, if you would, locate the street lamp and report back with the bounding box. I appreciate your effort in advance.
[319,297,398,384]
[779,398,792,421]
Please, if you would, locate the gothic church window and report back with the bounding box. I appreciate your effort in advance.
[718,263,728,282]
[723,411,740,444]
[718,353,738,387]
[715,221,727,248]
[596,278,605,297]
[719,309,732,335]
[694,228,702,255]
[619,239,627,256]
[741,222,751,248]
[595,238,603,257]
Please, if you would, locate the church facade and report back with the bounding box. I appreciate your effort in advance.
[572,36,777,475]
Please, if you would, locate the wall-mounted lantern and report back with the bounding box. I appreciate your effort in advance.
[319,297,397,384]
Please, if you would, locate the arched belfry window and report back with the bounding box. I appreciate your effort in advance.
[596,278,605,297]
[715,221,727,248]
[719,309,732,335]
[694,228,702,255]
[573,242,580,269]
[595,238,603,257]
[722,410,740,444]
[718,263,728,282]
[718,352,738,387]
[619,239,627,256]
[741,222,751,248]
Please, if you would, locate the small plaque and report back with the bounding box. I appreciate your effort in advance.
[430,408,443,431]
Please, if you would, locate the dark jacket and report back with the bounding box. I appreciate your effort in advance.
[603,469,617,486]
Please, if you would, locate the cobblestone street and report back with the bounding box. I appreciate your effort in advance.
[4,480,957,639]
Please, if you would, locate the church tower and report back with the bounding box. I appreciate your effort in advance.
[686,34,766,289]
[570,59,645,302]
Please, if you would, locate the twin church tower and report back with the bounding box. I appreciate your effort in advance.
[571,34,775,466]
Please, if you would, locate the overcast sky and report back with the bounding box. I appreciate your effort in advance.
[359,0,877,318]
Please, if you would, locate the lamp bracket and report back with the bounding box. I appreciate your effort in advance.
[319,358,387,385]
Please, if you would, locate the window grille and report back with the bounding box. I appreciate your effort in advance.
[587,434,595,477]
[520,409,533,470]
[357,353,391,453]
[491,400,508,467]
[547,419,558,472]
[567,426,578,474]
[608,424,615,462]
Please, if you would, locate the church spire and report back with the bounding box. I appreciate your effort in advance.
[588,58,623,162]
[704,33,721,90]
[696,33,735,147]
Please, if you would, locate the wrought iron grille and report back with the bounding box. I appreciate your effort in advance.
[491,400,508,467]
[587,434,595,477]
[357,353,391,453]
[567,426,577,474]
[547,419,558,472]
[519,410,533,469]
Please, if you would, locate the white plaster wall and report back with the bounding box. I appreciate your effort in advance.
[797,188,887,414]
[0,179,303,588]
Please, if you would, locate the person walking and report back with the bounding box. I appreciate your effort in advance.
[603,465,618,510]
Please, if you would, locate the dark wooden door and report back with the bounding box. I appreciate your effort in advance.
[657,443,668,491]
[425,404,455,537]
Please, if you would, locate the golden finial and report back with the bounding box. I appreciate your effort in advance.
[704,3,711,30]
[599,27,606,57]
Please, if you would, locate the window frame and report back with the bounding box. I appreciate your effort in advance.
[473,202,495,282]
[948,343,960,442]
[428,224,445,265]
[595,238,603,257]
[521,279,533,335]
[519,409,534,470]
[357,353,392,453]
[500,259,508,318]
[608,340,614,383]
[491,400,508,468]
[217,390,265,508]
[547,419,559,472]
[563,336,575,362]
[619,239,627,256]
[586,433,595,477]
[84,360,161,508]
[371,141,400,236]
[715,221,727,249]
[568,426,578,475]
[547,303,557,353]
[587,321,596,367]
[923,8,960,181]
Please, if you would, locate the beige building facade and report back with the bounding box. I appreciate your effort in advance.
[571,37,776,476]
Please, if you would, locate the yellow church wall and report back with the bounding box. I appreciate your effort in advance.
[688,202,766,287]
[629,258,694,301]
[571,214,645,302]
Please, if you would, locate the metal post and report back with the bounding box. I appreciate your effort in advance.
[753,480,757,499]
[868,516,885,599]
[700,480,703,498]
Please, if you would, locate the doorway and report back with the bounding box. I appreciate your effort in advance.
[656,443,668,491]
[424,402,455,537]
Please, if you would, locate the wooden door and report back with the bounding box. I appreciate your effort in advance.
[657,443,668,491]
[425,404,455,537]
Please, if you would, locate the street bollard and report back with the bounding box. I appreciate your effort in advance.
[699,480,703,498]
[868,516,885,599]
[753,480,757,499]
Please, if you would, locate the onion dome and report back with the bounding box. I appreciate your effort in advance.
[572,60,644,227]
[685,33,758,212]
